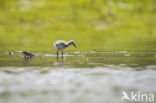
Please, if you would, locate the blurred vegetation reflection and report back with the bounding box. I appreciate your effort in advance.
[0,0,156,51]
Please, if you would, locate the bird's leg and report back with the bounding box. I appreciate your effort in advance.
[24,54,26,60]
[61,50,63,59]
[57,50,58,60]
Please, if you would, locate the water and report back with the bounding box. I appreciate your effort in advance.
[0,50,156,103]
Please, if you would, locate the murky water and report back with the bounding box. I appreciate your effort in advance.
[0,50,156,103]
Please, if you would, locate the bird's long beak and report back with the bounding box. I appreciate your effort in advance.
[73,44,77,48]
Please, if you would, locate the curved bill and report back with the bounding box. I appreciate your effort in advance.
[73,44,77,48]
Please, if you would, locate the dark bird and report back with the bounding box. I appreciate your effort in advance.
[8,52,14,55]
[22,51,35,59]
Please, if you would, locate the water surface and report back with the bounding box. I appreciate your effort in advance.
[0,50,156,103]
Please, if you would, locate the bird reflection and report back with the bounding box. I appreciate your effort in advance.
[57,55,64,63]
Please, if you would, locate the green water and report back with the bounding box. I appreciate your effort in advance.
[1,50,156,68]
[0,49,156,103]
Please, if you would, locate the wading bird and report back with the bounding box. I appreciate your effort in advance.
[22,51,35,59]
[53,40,77,58]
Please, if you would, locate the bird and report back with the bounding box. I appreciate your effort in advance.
[22,51,35,59]
[8,52,14,55]
[53,40,77,58]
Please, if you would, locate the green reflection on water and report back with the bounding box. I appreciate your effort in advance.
[0,50,156,68]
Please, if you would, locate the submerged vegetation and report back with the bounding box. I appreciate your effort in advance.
[0,0,156,51]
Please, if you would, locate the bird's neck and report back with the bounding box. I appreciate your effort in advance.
[66,42,72,48]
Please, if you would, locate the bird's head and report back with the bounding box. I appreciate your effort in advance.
[22,51,28,54]
[69,40,77,48]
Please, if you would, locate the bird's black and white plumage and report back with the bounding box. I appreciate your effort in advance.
[53,40,76,50]
[53,40,77,58]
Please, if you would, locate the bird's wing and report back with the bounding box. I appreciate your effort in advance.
[53,40,67,48]
[54,40,67,44]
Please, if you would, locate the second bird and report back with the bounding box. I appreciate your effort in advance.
[53,40,77,58]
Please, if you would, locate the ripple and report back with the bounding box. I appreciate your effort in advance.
[43,54,85,57]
